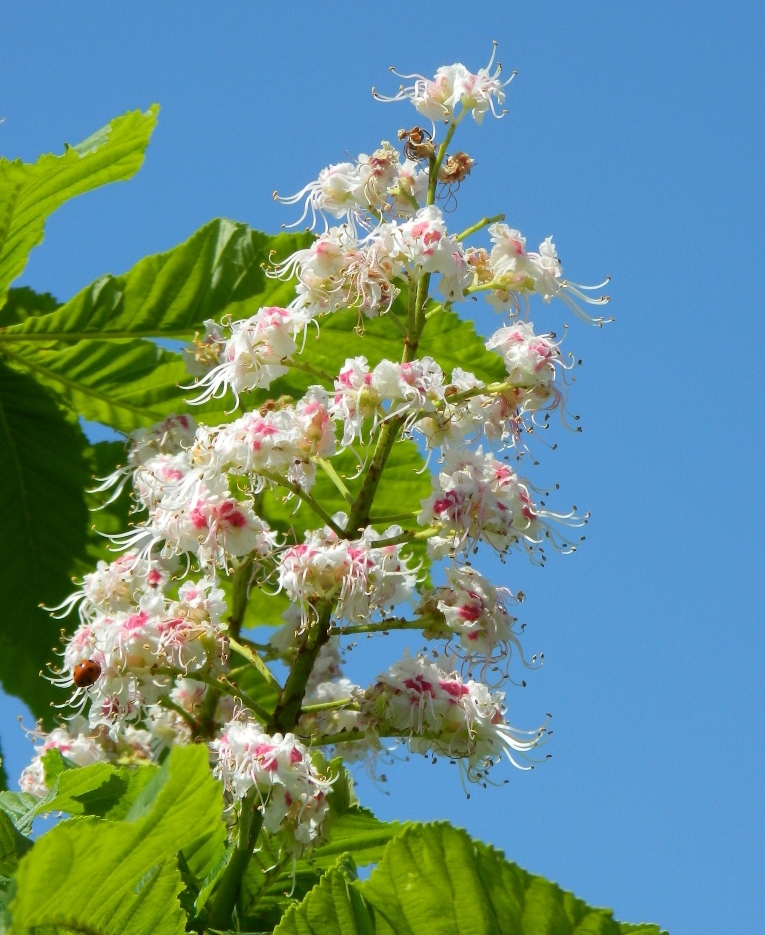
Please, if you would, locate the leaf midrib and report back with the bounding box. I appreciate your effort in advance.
[2,344,164,422]
[0,329,194,343]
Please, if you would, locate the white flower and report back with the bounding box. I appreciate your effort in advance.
[330,356,382,448]
[114,480,276,570]
[364,651,547,777]
[183,319,226,377]
[47,552,177,623]
[374,47,513,125]
[486,321,561,387]
[213,721,333,848]
[276,520,417,627]
[429,566,520,659]
[90,414,198,506]
[276,161,370,231]
[186,307,301,408]
[19,722,106,797]
[419,448,584,560]
[487,224,610,323]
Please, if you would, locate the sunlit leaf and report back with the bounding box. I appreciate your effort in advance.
[11,744,224,935]
[0,221,311,343]
[0,106,158,303]
[274,823,668,935]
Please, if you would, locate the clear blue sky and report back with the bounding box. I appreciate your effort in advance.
[2,4,764,933]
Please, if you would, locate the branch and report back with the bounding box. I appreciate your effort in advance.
[260,470,346,536]
[270,599,334,733]
[227,557,252,640]
[300,697,359,714]
[456,213,505,242]
[298,728,368,745]
[207,786,263,929]
[336,616,433,636]
[285,357,334,386]
[370,525,440,548]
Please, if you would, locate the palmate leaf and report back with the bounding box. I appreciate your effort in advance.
[0,360,130,719]
[0,105,158,304]
[274,823,668,935]
[0,221,312,343]
[10,744,225,935]
[2,336,224,434]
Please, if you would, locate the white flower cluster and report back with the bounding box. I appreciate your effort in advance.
[53,575,228,736]
[373,47,512,126]
[19,716,156,798]
[276,518,418,626]
[213,721,333,848]
[467,223,611,324]
[23,53,607,841]
[424,565,522,659]
[270,204,470,322]
[276,140,427,233]
[363,652,547,778]
[419,447,585,561]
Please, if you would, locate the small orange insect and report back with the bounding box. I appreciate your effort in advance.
[73,659,101,688]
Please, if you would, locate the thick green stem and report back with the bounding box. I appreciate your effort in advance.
[270,601,333,734]
[427,121,458,204]
[228,558,253,640]
[207,787,263,930]
[344,420,401,535]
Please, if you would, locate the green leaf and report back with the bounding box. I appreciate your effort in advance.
[0,794,37,836]
[0,359,92,717]
[11,744,224,935]
[274,857,375,935]
[2,337,218,434]
[0,105,158,303]
[619,927,668,934]
[274,823,667,935]
[226,644,281,714]
[33,757,160,823]
[0,812,31,876]
[0,360,132,719]
[0,287,59,328]
[0,221,311,343]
